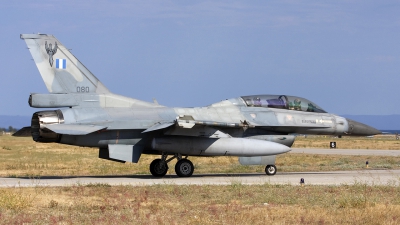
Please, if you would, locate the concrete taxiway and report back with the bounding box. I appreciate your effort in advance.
[1,149,398,188]
[0,170,399,187]
[290,148,400,156]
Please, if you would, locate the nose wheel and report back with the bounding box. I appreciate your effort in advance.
[149,153,195,177]
[265,165,277,176]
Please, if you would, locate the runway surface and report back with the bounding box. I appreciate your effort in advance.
[1,170,399,187]
[1,148,399,188]
[290,148,400,156]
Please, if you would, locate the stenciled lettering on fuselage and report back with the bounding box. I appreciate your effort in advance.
[302,119,333,124]
[302,119,316,124]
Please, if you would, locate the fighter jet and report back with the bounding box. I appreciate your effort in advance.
[16,34,381,177]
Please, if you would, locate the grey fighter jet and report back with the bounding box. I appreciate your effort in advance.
[16,34,381,177]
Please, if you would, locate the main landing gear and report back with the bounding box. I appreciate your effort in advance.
[149,153,194,177]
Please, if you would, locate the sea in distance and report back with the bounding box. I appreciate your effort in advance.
[380,130,400,134]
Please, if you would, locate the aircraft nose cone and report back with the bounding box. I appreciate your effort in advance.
[346,119,381,136]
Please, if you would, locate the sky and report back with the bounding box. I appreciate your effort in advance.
[0,1,399,116]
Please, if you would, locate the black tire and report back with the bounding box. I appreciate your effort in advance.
[175,159,194,177]
[265,165,277,176]
[150,159,168,177]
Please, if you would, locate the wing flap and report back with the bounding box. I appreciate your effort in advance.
[44,124,107,135]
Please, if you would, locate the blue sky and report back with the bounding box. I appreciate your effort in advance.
[1,1,399,116]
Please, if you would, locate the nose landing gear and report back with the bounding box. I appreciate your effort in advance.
[265,165,277,175]
[149,153,194,178]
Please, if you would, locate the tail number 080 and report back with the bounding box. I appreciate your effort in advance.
[77,86,89,93]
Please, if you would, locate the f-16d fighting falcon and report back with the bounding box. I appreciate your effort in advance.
[16,34,381,177]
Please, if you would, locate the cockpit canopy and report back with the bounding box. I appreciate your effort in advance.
[241,95,327,113]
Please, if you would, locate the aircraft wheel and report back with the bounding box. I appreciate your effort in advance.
[265,165,277,176]
[175,159,194,177]
[150,159,168,177]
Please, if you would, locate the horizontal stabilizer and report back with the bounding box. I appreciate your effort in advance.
[12,126,32,137]
[142,122,175,133]
[44,124,107,135]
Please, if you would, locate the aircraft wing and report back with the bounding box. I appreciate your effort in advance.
[174,118,330,129]
[259,125,331,129]
[141,118,332,138]
[142,119,252,134]
[141,119,239,138]
[44,124,107,135]
[142,122,175,133]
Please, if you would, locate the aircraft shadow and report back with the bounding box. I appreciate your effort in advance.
[1,171,342,180]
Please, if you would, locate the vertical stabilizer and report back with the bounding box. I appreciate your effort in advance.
[21,34,110,94]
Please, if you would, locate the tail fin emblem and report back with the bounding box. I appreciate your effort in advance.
[45,41,58,67]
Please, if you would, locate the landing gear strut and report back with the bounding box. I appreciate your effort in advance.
[149,153,194,178]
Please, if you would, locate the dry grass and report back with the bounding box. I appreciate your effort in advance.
[1,136,400,224]
[1,136,400,177]
[0,183,400,224]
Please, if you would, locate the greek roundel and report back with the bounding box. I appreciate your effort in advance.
[56,59,67,69]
